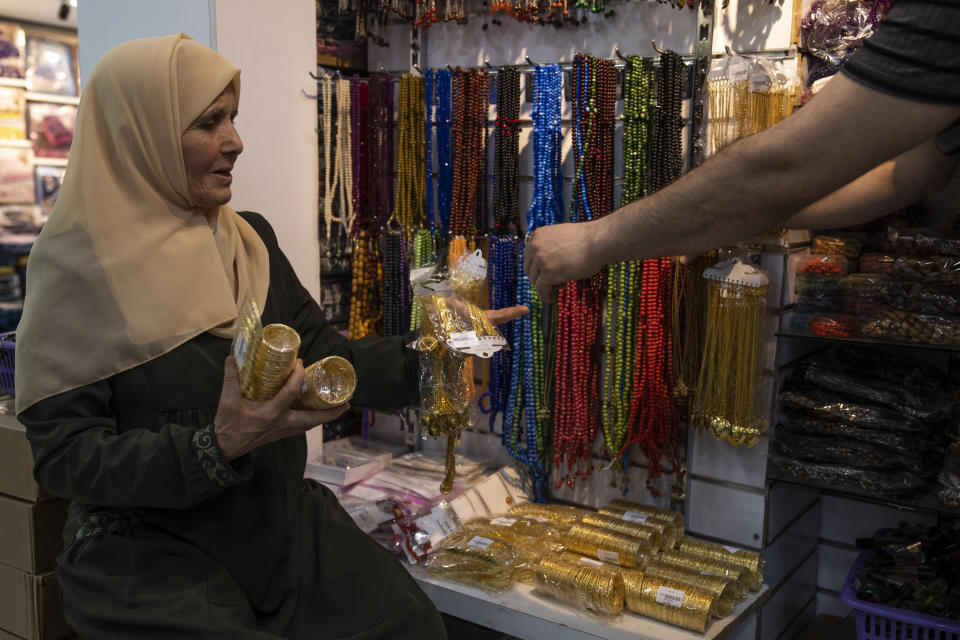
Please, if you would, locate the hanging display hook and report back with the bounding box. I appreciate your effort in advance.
[652,40,666,55]
[615,48,628,61]
[525,55,537,66]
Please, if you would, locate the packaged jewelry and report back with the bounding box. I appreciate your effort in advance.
[769,454,927,498]
[621,569,715,632]
[880,281,960,317]
[691,259,769,447]
[938,438,960,508]
[859,253,896,275]
[596,507,681,550]
[812,235,863,260]
[563,523,653,569]
[890,227,960,258]
[424,529,518,592]
[533,554,625,617]
[231,297,301,402]
[862,310,960,347]
[656,549,752,592]
[808,314,858,338]
[25,36,76,96]
[675,538,764,592]
[461,516,564,584]
[295,355,356,409]
[507,502,592,530]
[890,255,960,282]
[774,426,928,476]
[642,559,744,616]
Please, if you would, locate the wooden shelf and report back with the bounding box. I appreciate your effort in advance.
[412,571,769,640]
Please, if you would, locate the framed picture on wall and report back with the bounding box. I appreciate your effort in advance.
[0,147,34,203]
[26,35,77,96]
[0,22,25,80]
[35,164,64,219]
[27,101,75,158]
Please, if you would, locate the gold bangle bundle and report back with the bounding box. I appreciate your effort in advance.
[581,513,662,549]
[462,516,564,585]
[295,356,357,410]
[621,569,715,632]
[644,560,742,617]
[564,523,652,569]
[424,530,518,592]
[597,506,681,549]
[508,502,591,530]
[677,537,764,591]
[533,554,625,616]
[243,324,301,402]
[233,297,263,395]
[657,549,751,591]
[607,499,685,530]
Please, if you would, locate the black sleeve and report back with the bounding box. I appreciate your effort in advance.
[240,212,420,412]
[842,1,960,104]
[18,382,253,507]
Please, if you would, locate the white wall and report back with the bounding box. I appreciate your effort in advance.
[77,0,214,87]
[75,0,321,299]
[215,0,320,299]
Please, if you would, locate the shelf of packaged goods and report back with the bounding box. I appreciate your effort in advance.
[411,570,769,640]
[775,329,960,354]
[0,140,31,148]
[766,469,959,517]
[24,91,79,106]
[0,78,27,89]
[30,156,68,167]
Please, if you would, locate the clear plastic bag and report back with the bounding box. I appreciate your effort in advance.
[859,253,896,275]
[789,361,953,422]
[796,274,846,296]
[424,529,518,592]
[862,310,960,347]
[773,427,929,476]
[801,0,890,66]
[508,502,592,530]
[796,294,842,314]
[937,439,960,507]
[890,255,960,282]
[890,227,960,258]
[843,273,890,297]
[797,254,849,276]
[778,387,928,433]
[779,411,928,455]
[812,235,863,260]
[769,454,928,497]
[881,281,960,317]
[832,345,947,394]
[808,314,858,338]
[461,516,565,584]
[533,554,625,617]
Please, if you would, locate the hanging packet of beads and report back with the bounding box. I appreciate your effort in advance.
[692,259,769,447]
[707,52,750,156]
[800,0,890,66]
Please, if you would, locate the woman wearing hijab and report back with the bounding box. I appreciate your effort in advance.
[15,34,521,639]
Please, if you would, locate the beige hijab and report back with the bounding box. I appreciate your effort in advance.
[15,34,269,414]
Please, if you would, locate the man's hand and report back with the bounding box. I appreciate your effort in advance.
[214,356,349,460]
[524,220,603,302]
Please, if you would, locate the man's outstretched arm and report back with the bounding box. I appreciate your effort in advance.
[524,74,960,301]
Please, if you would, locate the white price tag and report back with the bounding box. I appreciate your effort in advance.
[529,516,549,523]
[233,333,248,365]
[457,249,488,278]
[579,557,604,568]
[723,545,741,554]
[596,549,620,565]
[729,62,749,83]
[622,511,649,524]
[656,586,686,608]
[750,73,770,92]
[468,536,494,550]
[490,517,517,527]
[445,332,507,358]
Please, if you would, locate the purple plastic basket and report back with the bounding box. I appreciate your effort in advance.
[0,331,14,396]
[841,551,960,640]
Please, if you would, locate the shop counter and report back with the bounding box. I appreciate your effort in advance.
[412,570,770,640]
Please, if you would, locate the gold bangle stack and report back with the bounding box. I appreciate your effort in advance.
[295,356,357,410]
[425,530,518,592]
[677,537,764,591]
[597,506,681,549]
[244,324,300,402]
[533,554,625,616]
[564,523,652,569]
[462,515,566,584]
[581,513,662,549]
[621,569,715,632]
[644,560,743,617]
[657,549,751,592]
[508,503,591,530]
[607,499,686,530]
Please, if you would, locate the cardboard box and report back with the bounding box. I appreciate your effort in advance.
[0,413,49,502]
[0,564,72,640]
[0,494,67,573]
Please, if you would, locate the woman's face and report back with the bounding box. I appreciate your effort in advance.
[181,86,242,209]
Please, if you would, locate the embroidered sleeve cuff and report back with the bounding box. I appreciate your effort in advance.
[191,424,253,488]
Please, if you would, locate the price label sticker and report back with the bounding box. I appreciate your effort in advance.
[656,586,686,608]
[579,557,604,568]
[750,72,770,92]
[596,549,620,565]
[490,517,517,527]
[723,545,741,554]
[468,536,494,550]
[622,511,649,524]
[529,516,549,523]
